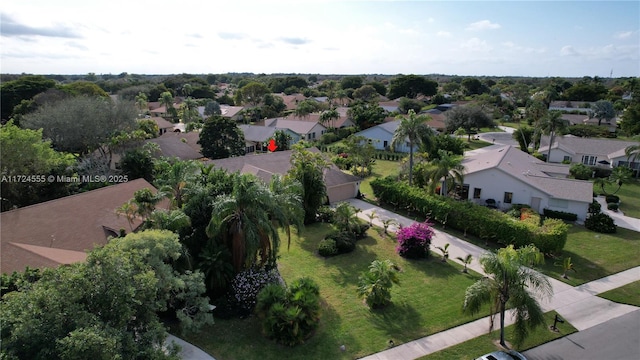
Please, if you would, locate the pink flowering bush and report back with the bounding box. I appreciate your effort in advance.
[396,221,435,259]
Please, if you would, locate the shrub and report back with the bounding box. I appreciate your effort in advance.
[543,208,578,222]
[396,221,435,259]
[592,167,612,178]
[607,203,619,211]
[588,200,602,215]
[326,230,356,254]
[371,176,569,253]
[584,213,617,233]
[256,277,321,346]
[317,239,338,257]
[605,194,620,203]
[230,266,284,312]
[316,205,334,223]
[569,163,593,180]
[351,223,371,239]
[357,259,400,309]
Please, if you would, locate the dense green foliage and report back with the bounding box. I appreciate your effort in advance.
[198,115,245,159]
[255,277,321,346]
[371,177,569,253]
[0,230,213,360]
[584,212,617,233]
[543,208,578,221]
[357,259,401,308]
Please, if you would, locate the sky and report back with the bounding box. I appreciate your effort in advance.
[1,0,639,77]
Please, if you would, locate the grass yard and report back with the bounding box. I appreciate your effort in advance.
[598,280,640,306]
[539,225,640,285]
[420,311,578,360]
[357,159,401,200]
[184,223,489,360]
[597,179,640,218]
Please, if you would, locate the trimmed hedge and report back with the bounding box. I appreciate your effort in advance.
[605,194,620,204]
[585,213,617,233]
[543,208,578,222]
[371,177,569,253]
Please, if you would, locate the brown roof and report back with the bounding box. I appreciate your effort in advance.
[147,131,203,160]
[149,116,175,130]
[0,179,159,273]
[205,148,360,188]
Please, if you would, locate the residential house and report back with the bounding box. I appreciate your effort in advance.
[0,179,162,274]
[206,148,361,203]
[196,104,244,121]
[274,93,307,111]
[147,131,203,161]
[239,125,298,153]
[538,136,639,170]
[461,145,593,221]
[549,100,594,113]
[353,120,426,152]
[264,116,327,142]
[146,116,175,136]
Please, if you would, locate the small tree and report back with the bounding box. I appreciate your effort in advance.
[366,210,378,226]
[554,257,577,279]
[456,254,473,273]
[436,243,450,262]
[357,259,400,309]
[382,219,398,235]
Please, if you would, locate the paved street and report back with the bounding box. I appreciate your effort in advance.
[523,309,640,360]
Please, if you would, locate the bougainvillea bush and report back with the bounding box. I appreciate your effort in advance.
[396,221,435,259]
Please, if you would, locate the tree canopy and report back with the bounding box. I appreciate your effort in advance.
[286,144,328,224]
[387,75,438,99]
[198,116,245,159]
[21,96,137,156]
[444,105,494,139]
[0,230,213,360]
[1,75,57,121]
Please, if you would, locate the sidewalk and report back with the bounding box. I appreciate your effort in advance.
[347,199,640,360]
[166,334,216,360]
[594,196,640,232]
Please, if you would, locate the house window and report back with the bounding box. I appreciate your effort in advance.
[563,156,572,162]
[582,155,597,166]
[456,184,470,200]
[504,192,513,204]
[473,188,482,199]
[549,198,569,209]
[383,140,388,148]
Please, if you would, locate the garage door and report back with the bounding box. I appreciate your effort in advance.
[328,183,357,203]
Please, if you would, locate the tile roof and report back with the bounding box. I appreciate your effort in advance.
[240,125,277,142]
[463,145,592,203]
[205,148,360,188]
[538,136,639,159]
[1,179,159,273]
[147,132,203,160]
[264,117,326,134]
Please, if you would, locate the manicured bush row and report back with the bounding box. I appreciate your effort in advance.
[371,177,569,253]
[543,208,578,222]
[605,194,620,204]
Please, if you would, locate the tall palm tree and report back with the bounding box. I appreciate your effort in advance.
[463,245,552,347]
[625,144,640,178]
[155,160,199,209]
[541,110,568,163]
[159,91,174,115]
[206,174,303,272]
[427,150,464,196]
[391,109,433,186]
[319,108,340,129]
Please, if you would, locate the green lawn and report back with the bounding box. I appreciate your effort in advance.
[184,223,489,360]
[420,311,578,360]
[598,280,640,306]
[539,225,640,285]
[358,159,401,200]
[597,179,640,218]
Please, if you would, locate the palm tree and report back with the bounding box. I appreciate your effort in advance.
[391,109,433,186]
[155,160,199,209]
[427,150,465,197]
[436,243,450,262]
[319,108,340,129]
[456,254,473,273]
[625,144,640,178]
[333,202,359,233]
[608,166,633,194]
[206,174,303,272]
[463,245,552,347]
[357,259,401,308]
[541,110,568,163]
[554,257,577,279]
[159,91,174,116]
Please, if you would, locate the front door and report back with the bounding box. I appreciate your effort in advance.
[531,197,541,213]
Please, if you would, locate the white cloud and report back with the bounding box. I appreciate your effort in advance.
[560,45,579,56]
[466,20,501,31]
[460,38,492,52]
[614,31,633,39]
[437,31,452,38]
[427,17,435,23]
[502,41,546,54]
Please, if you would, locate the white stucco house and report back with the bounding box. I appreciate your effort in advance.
[538,136,639,170]
[264,117,327,142]
[353,121,412,152]
[461,145,593,221]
